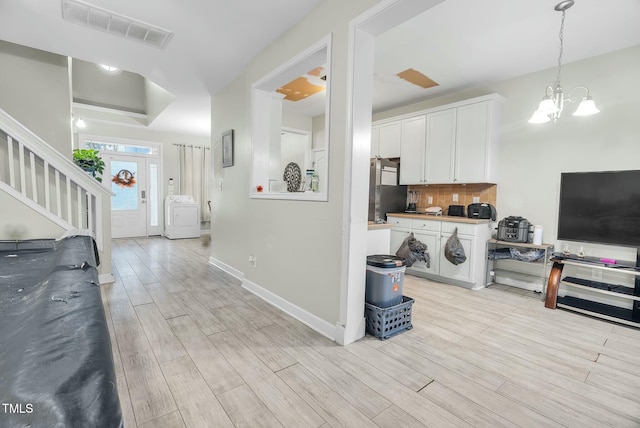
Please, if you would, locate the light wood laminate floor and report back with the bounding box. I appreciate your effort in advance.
[104,237,640,428]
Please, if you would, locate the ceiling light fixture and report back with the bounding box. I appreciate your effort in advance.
[528,1,600,124]
[97,64,122,75]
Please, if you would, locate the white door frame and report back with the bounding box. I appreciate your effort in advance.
[338,0,445,345]
[78,134,163,237]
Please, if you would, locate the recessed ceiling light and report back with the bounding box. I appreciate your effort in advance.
[97,64,122,75]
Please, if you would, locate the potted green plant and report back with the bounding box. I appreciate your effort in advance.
[73,148,105,182]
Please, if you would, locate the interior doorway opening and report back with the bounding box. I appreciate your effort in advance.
[339,0,446,345]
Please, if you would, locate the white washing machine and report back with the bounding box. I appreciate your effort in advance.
[165,195,201,239]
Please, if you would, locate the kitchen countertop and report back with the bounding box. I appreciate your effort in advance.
[368,221,393,230]
[387,213,493,224]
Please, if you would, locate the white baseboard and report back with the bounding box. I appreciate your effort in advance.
[99,273,115,285]
[334,318,365,346]
[242,277,336,342]
[208,257,337,342]
[494,271,544,293]
[209,256,244,280]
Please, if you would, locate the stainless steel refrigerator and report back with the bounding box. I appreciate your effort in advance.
[368,158,408,222]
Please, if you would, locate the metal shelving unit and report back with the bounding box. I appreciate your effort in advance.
[486,239,554,293]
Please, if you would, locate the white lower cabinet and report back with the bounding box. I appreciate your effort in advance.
[439,231,474,283]
[390,227,411,255]
[410,230,440,276]
[388,215,492,289]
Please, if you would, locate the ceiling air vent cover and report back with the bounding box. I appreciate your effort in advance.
[61,0,173,49]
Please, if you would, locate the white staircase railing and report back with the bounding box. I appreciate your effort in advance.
[0,108,112,251]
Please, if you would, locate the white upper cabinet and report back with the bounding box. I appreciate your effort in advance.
[371,120,402,158]
[391,94,502,185]
[399,115,426,185]
[378,121,402,158]
[425,109,456,183]
[370,124,380,158]
[454,101,496,183]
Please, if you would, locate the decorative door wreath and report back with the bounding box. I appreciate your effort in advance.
[111,169,136,188]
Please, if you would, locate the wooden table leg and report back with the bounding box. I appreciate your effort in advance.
[545,261,564,309]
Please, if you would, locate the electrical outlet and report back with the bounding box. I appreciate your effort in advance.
[473,196,480,203]
[427,196,433,204]
[452,193,459,202]
[249,255,256,268]
[218,180,223,191]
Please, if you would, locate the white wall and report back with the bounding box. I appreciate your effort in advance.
[497,45,640,262]
[0,191,65,240]
[374,44,640,262]
[283,110,313,131]
[312,114,325,150]
[0,41,72,156]
[281,132,309,173]
[72,59,146,113]
[210,0,377,331]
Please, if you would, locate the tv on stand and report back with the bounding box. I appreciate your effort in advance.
[553,170,640,324]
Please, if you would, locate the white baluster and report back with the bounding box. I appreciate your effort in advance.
[7,135,15,188]
[55,170,62,217]
[95,195,103,252]
[18,141,25,195]
[30,151,38,204]
[87,192,94,235]
[44,161,51,211]
[76,185,82,228]
[66,176,72,223]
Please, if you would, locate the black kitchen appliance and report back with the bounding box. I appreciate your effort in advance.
[467,203,497,221]
[447,205,465,217]
[406,190,419,213]
[497,216,531,242]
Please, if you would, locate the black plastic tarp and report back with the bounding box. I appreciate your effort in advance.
[0,236,122,428]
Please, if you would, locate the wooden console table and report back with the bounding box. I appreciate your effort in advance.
[545,253,640,327]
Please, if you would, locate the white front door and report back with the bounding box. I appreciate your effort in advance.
[107,155,147,238]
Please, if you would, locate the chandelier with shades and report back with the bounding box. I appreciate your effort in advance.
[528,0,600,124]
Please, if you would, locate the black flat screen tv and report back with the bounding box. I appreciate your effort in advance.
[557,170,640,248]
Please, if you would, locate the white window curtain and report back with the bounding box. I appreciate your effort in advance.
[176,144,211,222]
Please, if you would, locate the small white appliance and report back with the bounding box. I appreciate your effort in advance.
[165,195,201,239]
[425,206,443,216]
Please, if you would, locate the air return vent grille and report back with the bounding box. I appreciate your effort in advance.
[61,0,173,49]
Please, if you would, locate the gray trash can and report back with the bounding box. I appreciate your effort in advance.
[365,255,406,308]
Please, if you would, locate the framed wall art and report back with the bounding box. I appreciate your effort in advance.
[222,129,234,167]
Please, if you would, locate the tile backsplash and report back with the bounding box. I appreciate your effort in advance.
[408,183,497,214]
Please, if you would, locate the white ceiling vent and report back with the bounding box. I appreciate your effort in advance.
[61,0,173,49]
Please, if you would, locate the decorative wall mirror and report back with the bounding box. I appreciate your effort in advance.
[250,34,331,201]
